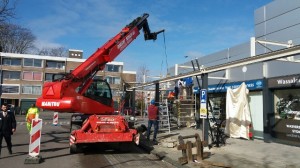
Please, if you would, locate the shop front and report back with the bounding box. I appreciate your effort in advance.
[208,79,264,139]
[268,74,300,145]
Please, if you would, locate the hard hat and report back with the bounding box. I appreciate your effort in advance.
[150,99,155,105]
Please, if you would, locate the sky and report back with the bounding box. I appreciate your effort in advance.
[11,0,273,76]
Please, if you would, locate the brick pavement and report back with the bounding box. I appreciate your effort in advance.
[136,117,300,168]
[15,113,300,167]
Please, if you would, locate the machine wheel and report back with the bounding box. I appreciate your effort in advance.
[118,142,135,152]
[128,121,135,129]
[70,144,78,154]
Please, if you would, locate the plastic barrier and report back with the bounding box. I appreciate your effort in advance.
[24,119,43,164]
[52,112,59,126]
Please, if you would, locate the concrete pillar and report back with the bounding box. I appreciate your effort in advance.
[175,64,178,76]
[250,37,256,57]
[155,83,159,106]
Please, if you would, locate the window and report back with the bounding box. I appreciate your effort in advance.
[46,73,69,82]
[23,58,43,67]
[46,61,65,69]
[83,80,112,107]
[1,84,19,94]
[105,65,122,72]
[274,89,300,120]
[21,85,42,95]
[94,76,104,80]
[2,57,21,66]
[22,85,32,94]
[105,76,121,84]
[3,71,21,80]
[22,71,42,81]
[45,73,55,81]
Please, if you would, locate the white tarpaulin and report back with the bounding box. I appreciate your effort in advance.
[225,82,252,140]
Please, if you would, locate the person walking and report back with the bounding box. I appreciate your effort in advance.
[26,103,39,132]
[0,103,16,156]
[147,99,159,145]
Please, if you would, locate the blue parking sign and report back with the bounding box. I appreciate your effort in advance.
[201,89,207,103]
[200,89,207,118]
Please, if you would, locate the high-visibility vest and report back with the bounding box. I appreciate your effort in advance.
[26,107,39,123]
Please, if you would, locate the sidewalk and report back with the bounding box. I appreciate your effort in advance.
[136,118,300,168]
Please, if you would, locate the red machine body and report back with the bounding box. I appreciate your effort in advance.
[72,115,137,143]
[35,13,164,152]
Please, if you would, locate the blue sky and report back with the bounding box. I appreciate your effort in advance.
[12,0,273,76]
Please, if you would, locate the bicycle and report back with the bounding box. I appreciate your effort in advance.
[208,117,228,148]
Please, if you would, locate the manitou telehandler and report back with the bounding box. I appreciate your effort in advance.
[36,13,164,153]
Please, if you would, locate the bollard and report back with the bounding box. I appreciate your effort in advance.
[24,119,43,164]
[52,112,59,126]
[248,123,253,140]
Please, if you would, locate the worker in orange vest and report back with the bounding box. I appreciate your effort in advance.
[26,104,39,132]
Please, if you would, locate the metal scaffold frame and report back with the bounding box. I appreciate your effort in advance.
[131,44,300,88]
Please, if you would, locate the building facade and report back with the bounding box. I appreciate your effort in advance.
[169,0,300,146]
[0,52,136,114]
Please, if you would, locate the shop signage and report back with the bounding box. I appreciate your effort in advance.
[268,75,300,88]
[207,79,263,93]
[272,119,300,143]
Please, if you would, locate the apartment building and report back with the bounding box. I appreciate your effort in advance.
[0,52,136,114]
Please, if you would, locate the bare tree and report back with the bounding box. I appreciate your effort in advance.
[135,64,150,116]
[37,46,68,57]
[0,0,17,23]
[0,23,36,53]
[136,64,150,84]
[50,47,67,57]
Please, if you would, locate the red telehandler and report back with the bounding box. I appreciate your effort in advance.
[36,13,164,153]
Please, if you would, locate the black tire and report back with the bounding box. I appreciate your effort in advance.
[128,121,135,129]
[118,142,135,152]
[70,144,78,154]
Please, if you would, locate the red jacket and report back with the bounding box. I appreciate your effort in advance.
[148,104,159,120]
